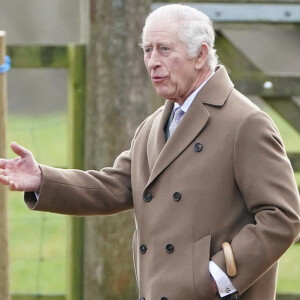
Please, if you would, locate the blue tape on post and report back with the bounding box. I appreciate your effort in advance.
[0,55,11,73]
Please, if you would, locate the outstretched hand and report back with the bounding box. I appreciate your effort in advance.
[0,142,42,192]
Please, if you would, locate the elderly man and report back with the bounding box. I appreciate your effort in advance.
[0,4,299,300]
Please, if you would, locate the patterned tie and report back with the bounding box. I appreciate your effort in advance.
[169,107,185,137]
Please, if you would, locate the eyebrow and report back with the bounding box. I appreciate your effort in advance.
[143,40,173,48]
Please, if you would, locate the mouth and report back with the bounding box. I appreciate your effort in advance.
[152,76,168,83]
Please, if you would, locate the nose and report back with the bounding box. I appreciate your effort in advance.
[147,48,161,70]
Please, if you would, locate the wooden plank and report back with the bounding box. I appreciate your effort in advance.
[67,44,86,170]
[263,97,300,132]
[10,293,300,300]
[215,32,300,97]
[276,294,300,300]
[7,45,68,68]
[231,73,300,97]
[287,152,300,172]
[66,44,86,300]
[215,33,300,98]
[214,22,300,31]
[12,295,65,300]
[152,0,300,3]
[152,2,300,23]
[0,30,10,300]
[215,32,300,135]
[216,31,259,72]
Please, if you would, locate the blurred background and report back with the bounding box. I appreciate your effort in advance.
[0,0,299,300]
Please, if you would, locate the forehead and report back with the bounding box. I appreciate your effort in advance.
[143,19,181,45]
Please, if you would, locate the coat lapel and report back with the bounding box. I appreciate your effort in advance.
[146,65,234,188]
[147,100,173,172]
[147,98,210,187]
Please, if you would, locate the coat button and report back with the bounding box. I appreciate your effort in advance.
[140,244,147,254]
[194,143,203,152]
[143,192,153,202]
[173,192,181,201]
[161,297,168,300]
[166,244,174,254]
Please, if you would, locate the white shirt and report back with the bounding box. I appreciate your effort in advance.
[173,71,215,114]
[172,72,237,298]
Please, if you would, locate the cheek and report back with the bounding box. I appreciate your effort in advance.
[177,62,196,81]
[168,57,189,76]
[144,59,150,72]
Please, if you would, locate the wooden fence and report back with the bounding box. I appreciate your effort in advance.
[7,44,85,300]
[5,0,300,295]
[7,37,300,300]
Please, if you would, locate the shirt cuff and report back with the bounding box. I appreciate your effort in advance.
[209,261,237,297]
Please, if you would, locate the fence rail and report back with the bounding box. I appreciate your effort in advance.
[152,2,300,23]
[8,45,67,68]
[276,295,300,300]
[12,295,65,300]
[10,293,300,300]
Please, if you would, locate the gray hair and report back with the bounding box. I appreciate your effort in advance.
[141,4,218,70]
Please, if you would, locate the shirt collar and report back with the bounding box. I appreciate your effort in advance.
[174,71,215,113]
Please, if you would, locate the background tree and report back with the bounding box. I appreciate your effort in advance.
[83,1,160,299]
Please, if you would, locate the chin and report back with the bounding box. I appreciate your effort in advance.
[155,89,174,100]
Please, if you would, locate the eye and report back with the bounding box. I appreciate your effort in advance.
[144,47,153,54]
[159,45,170,54]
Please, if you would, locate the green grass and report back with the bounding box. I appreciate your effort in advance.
[7,113,68,166]
[6,106,300,295]
[7,112,68,293]
[277,243,300,293]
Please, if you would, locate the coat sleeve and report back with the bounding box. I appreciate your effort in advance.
[211,110,300,295]
[24,118,149,216]
[24,150,133,215]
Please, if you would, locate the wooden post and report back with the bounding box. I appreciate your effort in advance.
[0,30,11,300]
[66,44,86,300]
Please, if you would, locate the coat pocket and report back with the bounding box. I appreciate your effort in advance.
[193,234,214,300]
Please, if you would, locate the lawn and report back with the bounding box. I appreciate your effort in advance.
[7,112,68,293]
[6,104,300,295]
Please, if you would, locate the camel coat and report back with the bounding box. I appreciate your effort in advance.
[25,66,300,300]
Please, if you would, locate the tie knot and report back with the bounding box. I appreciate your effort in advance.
[174,107,185,121]
[169,107,185,137]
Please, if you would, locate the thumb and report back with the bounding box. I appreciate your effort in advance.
[10,142,32,158]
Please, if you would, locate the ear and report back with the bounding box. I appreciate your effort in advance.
[195,44,209,70]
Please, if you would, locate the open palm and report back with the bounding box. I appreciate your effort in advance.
[0,142,42,192]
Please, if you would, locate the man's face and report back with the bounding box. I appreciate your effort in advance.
[143,20,201,104]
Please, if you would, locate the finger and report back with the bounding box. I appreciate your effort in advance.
[10,142,31,158]
[0,174,9,185]
[0,158,7,168]
[9,180,19,191]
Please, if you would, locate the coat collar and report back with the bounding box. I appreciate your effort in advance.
[146,65,234,188]
[199,65,234,107]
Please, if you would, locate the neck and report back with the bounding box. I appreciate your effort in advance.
[176,65,213,106]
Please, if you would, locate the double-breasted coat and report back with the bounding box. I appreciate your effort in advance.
[25,66,300,300]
